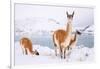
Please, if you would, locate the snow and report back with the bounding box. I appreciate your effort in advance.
[15,17,62,32]
[74,25,94,35]
[15,41,94,65]
[15,18,94,65]
[15,18,64,37]
[15,18,94,38]
[14,6,94,65]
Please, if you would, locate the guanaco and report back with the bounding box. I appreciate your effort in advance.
[68,30,82,50]
[53,11,74,59]
[20,37,39,55]
[68,25,91,50]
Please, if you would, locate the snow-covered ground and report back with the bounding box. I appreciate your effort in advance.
[14,18,94,65]
[15,41,94,65]
[14,5,94,65]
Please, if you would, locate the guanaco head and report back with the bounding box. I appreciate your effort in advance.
[66,11,74,22]
[75,25,91,35]
[33,50,39,55]
[76,30,82,35]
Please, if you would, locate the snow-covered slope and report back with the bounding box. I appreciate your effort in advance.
[15,18,62,31]
[15,41,94,65]
[15,18,94,38]
[74,25,94,35]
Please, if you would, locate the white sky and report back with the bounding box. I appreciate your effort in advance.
[15,4,94,28]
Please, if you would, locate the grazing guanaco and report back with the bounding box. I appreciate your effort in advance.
[20,37,39,55]
[53,11,74,59]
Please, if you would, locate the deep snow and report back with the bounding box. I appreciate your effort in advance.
[15,41,94,65]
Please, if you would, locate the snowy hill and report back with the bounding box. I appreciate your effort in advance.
[74,25,94,35]
[15,18,94,39]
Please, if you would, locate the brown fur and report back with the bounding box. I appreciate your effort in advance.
[53,23,72,59]
[68,32,77,50]
[69,30,82,50]
[53,11,74,59]
[55,30,67,44]
[20,37,39,55]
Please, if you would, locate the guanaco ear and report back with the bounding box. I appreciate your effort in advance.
[72,11,74,17]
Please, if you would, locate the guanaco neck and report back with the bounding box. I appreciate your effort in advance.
[73,32,77,41]
[66,21,72,35]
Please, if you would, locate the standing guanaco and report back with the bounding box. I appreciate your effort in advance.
[53,11,74,59]
[68,30,82,50]
[68,25,90,50]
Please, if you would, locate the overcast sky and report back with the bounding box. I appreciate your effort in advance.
[15,4,94,28]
